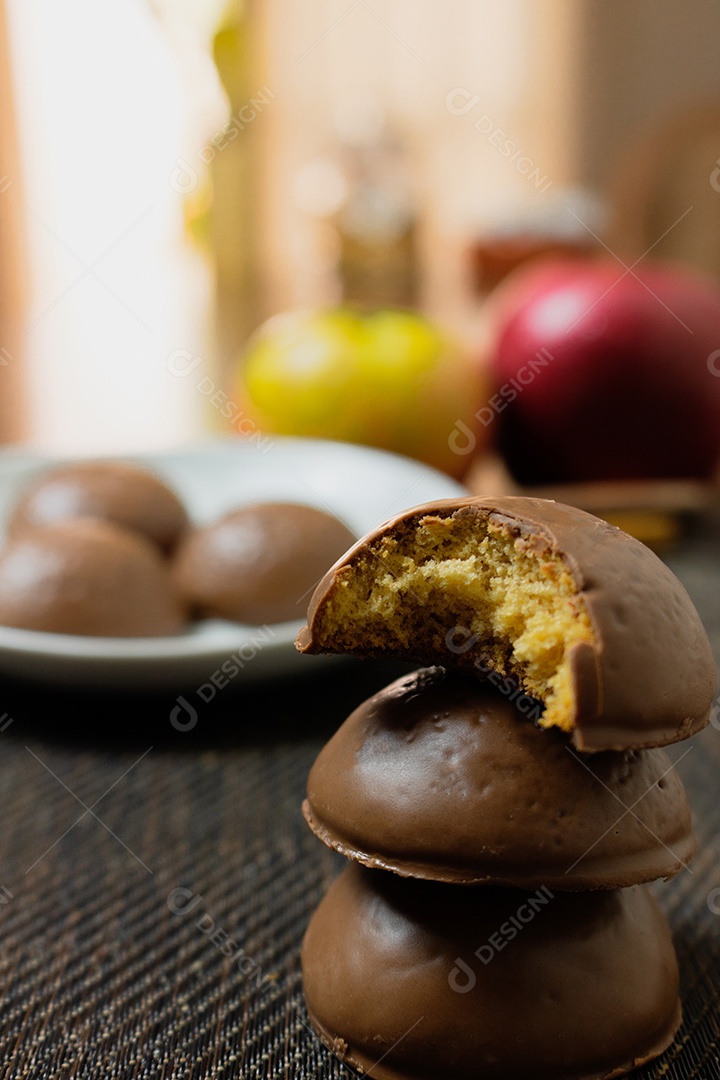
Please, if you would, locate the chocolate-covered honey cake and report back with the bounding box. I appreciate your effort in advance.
[298,496,715,751]
[303,865,681,1080]
[304,667,695,890]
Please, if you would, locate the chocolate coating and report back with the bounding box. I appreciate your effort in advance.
[303,864,681,1080]
[297,496,715,751]
[8,461,189,553]
[304,667,694,889]
[173,502,355,625]
[0,520,187,637]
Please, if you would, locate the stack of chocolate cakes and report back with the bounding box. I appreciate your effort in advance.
[296,497,716,1080]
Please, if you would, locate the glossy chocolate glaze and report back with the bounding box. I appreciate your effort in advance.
[8,460,189,554]
[0,520,187,637]
[297,496,715,751]
[303,863,681,1080]
[174,502,355,625]
[304,667,695,889]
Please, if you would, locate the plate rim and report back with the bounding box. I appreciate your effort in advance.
[0,437,466,686]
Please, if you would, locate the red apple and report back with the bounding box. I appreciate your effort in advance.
[486,259,720,484]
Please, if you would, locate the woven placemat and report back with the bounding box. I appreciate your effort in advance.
[0,517,719,1080]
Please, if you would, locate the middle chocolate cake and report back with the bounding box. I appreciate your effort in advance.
[304,666,694,890]
[298,496,715,752]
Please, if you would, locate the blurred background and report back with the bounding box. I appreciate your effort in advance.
[2,0,720,494]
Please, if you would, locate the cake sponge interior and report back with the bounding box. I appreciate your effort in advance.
[313,511,595,733]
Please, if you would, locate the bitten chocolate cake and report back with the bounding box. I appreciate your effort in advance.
[303,864,681,1080]
[297,496,715,751]
[304,666,694,889]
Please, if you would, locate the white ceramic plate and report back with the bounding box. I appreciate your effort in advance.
[0,438,466,688]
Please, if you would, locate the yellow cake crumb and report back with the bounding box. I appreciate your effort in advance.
[316,513,595,732]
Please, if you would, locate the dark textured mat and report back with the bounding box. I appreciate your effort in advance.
[0,519,719,1078]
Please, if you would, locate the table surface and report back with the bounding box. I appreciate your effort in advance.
[0,518,719,1080]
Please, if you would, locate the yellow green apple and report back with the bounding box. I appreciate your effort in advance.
[235,308,489,477]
